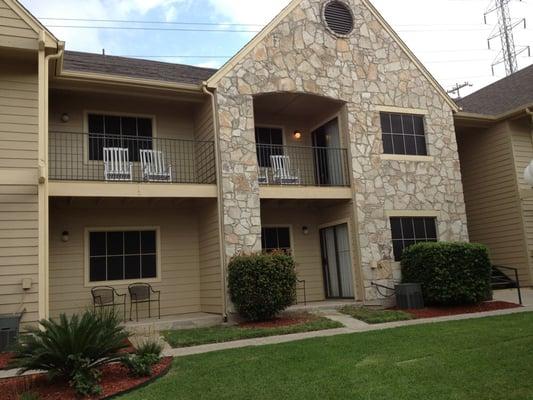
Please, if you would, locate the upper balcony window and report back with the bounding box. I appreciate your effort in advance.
[380,113,427,156]
[88,113,153,161]
[255,126,283,168]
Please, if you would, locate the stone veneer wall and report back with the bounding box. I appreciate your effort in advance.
[214,0,468,301]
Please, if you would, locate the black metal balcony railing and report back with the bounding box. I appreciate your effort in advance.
[256,144,350,187]
[49,132,216,184]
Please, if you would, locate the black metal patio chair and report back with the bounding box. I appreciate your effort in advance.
[128,283,161,321]
[91,286,126,321]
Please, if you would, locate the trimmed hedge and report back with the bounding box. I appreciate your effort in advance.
[401,242,492,306]
[228,252,297,321]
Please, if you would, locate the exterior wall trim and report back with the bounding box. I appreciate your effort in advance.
[83,226,162,288]
[384,210,441,218]
[380,154,434,162]
[374,105,428,115]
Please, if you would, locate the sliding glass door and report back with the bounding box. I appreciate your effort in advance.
[320,223,354,299]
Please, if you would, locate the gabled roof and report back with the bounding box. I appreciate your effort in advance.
[6,0,58,49]
[456,63,533,116]
[62,51,217,86]
[206,0,458,112]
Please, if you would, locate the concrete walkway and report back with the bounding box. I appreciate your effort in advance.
[163,304,533,358]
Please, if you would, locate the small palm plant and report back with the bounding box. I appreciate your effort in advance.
[10,309,130,396]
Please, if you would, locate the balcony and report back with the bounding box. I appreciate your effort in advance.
[49,132,216,184]
[256,144,350,187]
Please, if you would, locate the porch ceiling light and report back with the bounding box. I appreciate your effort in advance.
[61,231,69,242]
[302,226,309,235]
[293,130,302,140]
[524,161,533,186]
[61,113,70,123]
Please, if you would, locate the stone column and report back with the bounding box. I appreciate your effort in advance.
[215,90,262,259]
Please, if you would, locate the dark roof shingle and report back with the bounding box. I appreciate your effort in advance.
[456,63,533,115]
[63,51,217,86]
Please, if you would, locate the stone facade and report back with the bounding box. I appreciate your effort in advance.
[214,0,468,301]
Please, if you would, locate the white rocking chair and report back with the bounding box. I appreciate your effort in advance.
[140,149,172,182]
[103,147,133,181]
[270,155,300,185]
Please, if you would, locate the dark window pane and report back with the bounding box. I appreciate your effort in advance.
[107,256,124,281]
[124,231,140,254]
[392,134,405,155]
[391,114,403,133]
[277,228,291,249]
[89,257,106,281]
[104,115,121,135]
[402,115,415,135]
[392,240,404,262]
[390,218,402,239]
[401,218,414,238]
[89,134,104,161]
[141,231,156,253]
[403,239,416,252]
[121,117,137,137]
[88,114,104,134]
[137,118,153,138]
[270,128,283,145]
[90,232,106,256]
[262,228,277,250]
[425,218,437,239]
[380,113,391,133]
[413,218,426,238]
[414,116,425,135]
[125,255,141,279]
[415,136,427,156]
[107,232,124,255]
[404,135,416,155]
[141,255,157,278]
[255,128,270,145]
[382,133,393,154]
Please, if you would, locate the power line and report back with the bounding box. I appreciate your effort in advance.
[46,25,259,33]
[38,17,264,27]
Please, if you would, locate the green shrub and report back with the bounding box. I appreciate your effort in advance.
[122,340,162,377]
[401,242,492,306]
[10,310,129,396]
[228,252,297,321]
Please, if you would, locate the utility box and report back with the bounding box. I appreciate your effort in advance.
[0,313,22,351]
[395,283,424,309]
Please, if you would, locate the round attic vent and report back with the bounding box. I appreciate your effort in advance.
[322,1,354,37]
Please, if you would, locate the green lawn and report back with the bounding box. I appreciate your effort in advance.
[339,305,413,324]
[162,316,343,348]
[123,312,533,400]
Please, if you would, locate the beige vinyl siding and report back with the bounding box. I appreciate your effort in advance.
[193,98,216,183]
[48,90,201,183]
[49,202,202,318]
[0,58,39,323]
[457,122,530,285]
[510,117,533,189]
[261,206,325,302]
[0,0,38,50]
[521,198,533,282]
[197,201,222,313]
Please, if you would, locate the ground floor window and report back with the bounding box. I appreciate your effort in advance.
[390,217,437,261]
[261,227,291,253]
[88,229,157,282]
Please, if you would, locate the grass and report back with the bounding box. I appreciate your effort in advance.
[161,316,343,348]
[339,306,414,324]
[122,312,533,400]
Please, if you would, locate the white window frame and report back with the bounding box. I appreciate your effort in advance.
[84,226,162,287]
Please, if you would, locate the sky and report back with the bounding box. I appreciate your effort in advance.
[21,0,533,97]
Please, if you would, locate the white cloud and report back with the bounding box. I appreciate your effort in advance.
[207,0,289,26]
[194,59,224,69]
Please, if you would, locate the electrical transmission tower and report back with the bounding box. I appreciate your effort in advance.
[484,0,530,76]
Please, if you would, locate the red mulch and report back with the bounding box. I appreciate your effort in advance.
[239,313,314,329]
[0,352,15,370]
[0,356,172,400]
[392,301,521,319]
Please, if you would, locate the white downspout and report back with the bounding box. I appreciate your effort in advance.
[202,82,228,321]
[38,34,64,319]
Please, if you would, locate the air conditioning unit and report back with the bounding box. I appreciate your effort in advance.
[395,283,424,309]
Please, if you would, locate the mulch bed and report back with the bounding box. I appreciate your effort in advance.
[392,301,522,319]
[0,356,172,400]
[239,313,314,329]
